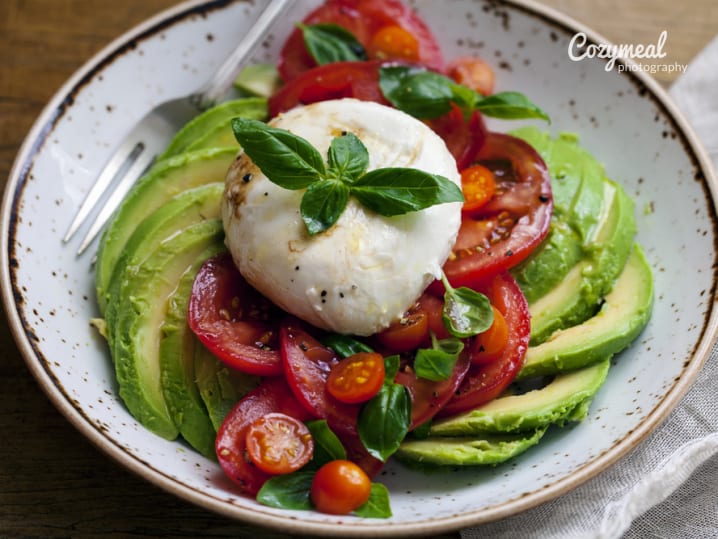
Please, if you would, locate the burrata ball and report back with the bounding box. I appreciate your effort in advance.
[222,98,461,336]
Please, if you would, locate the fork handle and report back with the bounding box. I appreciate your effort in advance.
[191,0,294,110]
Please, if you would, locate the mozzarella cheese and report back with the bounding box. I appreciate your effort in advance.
[222,98,462,336]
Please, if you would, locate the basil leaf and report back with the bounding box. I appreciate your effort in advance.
[354,483,392,518]
[414,334,464,381]
[383,354,401,380]
[379,66,455,119]
[328,132,369,182]
[231,118,326,189]
[442,273,494,338]
[320,334,374,358]
[306,420,346,468]
[474,91,551,122]
[379,65,551,123]
[351,168,464,216]
[299,23,367,65]
[301,179,350,235]
[256,470,314,510]
[358,382,411,462]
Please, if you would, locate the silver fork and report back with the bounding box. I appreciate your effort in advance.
[64,0,293,255]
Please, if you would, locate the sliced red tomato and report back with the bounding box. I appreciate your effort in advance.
[280,318,360,434]
[188,253,283,376]
[427,106,488,171]
[395,350,471,430]
[269,60,389,117]
[437,271,530,417]
[439,132,553,291]
[277,0,443,82]
[245,412,314,475]
[216,377,313,495]
[471,305,509,366]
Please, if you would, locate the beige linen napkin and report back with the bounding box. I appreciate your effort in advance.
[461,35,718,539]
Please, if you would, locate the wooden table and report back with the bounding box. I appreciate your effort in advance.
[1,1,716,537]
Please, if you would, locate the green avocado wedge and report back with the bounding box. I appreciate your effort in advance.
[396,427,546,467]
[428,360,610,436]
[518,244,653,379]
[158,98,268,160]
[528,178,637,344]
[111,219,224,439]
[159,241,225,458]
[194,340,261,431]
[95,147,236,314]
[102,183,223,326]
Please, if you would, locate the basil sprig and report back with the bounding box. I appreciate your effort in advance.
[379,65,550,122]
[441,272,494,339]
[414,333,464,381]
[299,23,367,65]
[231,118,464,235]
[358,355,411,462]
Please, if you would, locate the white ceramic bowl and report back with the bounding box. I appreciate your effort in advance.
[3,0,717,536]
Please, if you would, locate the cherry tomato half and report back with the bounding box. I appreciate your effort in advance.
[376,303,429,353]
[188,253,283,376]
[245,413,314,475]
[310,459,372,515]
[327,352,385,404]
[447,56,496,96]
[277,0,443,82]
[440,132,553,290]
[461,164,496,214]
[216,378,313,495]
[438,271,530,417]
[470,305,509,366]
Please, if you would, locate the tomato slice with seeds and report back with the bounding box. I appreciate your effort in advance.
[245,412,314,475]
[269,60,389,117]
[439,132,553,291]
[280,318,360,434]
[188,253,283,376]
[327,352,385,404]
[461,163,496,214]
[216,378,313,495]
[438,271,530,417]
[376,303,429,353]
[277,0,443,82]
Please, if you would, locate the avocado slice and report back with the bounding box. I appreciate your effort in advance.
[95,147,236,314]
[511,128,609,302]
[111,219,224,439]
[159,240,225,458]
[158,98,268,161]
[518,245,653,379]
[233,64,281,98]
[102,183,223,324]
[193,340,260,431]
[428,360,610,436]
[529,178,636,344]
[396,427,546,466]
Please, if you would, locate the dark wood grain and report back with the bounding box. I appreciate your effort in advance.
[0,0,714,537]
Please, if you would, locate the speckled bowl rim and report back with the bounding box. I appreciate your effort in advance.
[3,0,717,536]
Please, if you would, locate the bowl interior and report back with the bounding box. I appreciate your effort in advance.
[3,0,716,535]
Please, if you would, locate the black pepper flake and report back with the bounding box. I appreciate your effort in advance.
[339,292,344,298]
[505,249,513,257]
[242,173,252,183]
[320,290,327,297]
[295,265,300,271]
[538,194,549,202]
[299,341,308,351]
